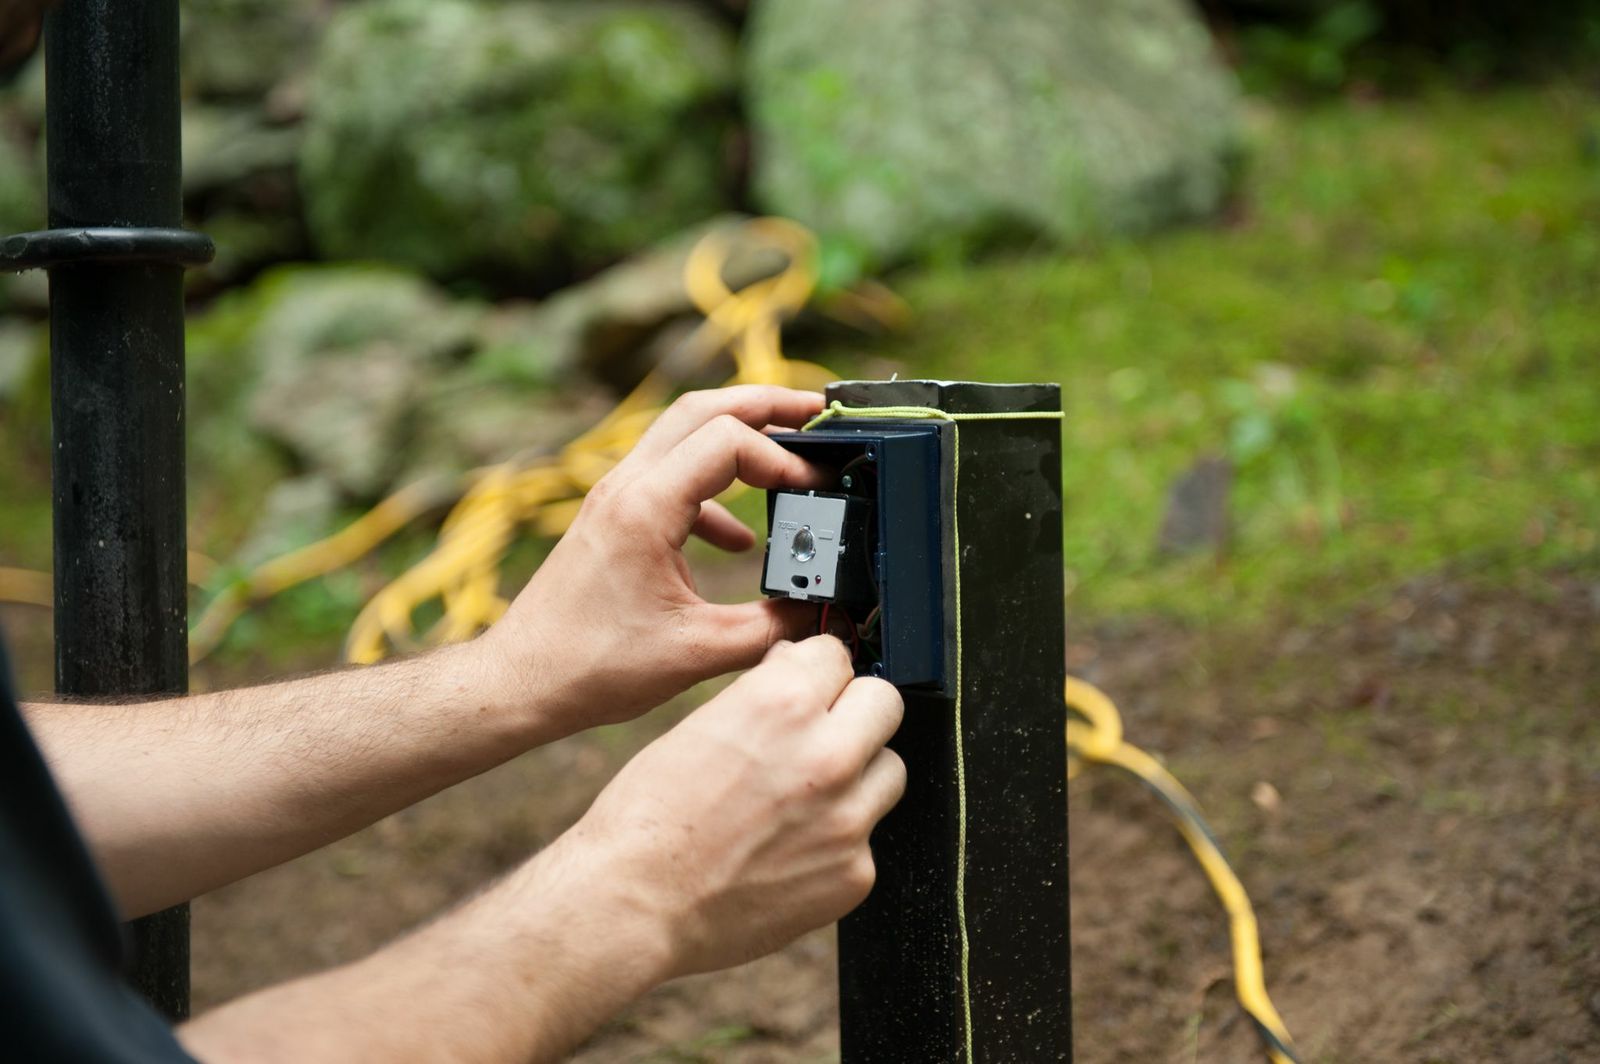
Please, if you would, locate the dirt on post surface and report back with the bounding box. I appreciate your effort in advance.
[7,573,1593,1061]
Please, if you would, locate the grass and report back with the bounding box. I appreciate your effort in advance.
[4,83,1599,655]
[807,85,1600,620]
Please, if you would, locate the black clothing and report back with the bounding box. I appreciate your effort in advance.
[0,640,196,1062]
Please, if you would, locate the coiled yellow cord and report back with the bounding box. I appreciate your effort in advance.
[1066,676,1301,1064]
[0,566,50,608]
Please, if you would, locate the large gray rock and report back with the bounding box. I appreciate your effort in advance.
[180,0,327,102]
[183,106,302,198]
[300,0,738,282]
[189,262,599,499]
[408,372,611,480]
[191,264,481,496]
[746,0,1241,266]
[182,105,309,286]
[473,214,790,391]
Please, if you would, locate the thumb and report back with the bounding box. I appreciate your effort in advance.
[692,598,817,675]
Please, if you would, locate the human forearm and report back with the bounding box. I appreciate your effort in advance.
[22,638,557,918]
[177,831,671,1064]
[21,386,826,919]
[178,637,904,1064]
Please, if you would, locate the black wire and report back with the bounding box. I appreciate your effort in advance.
[1251,1017,1303,1064]
[838,453,872,479]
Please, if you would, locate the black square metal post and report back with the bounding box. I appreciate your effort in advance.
[0,0,213,1021]
[833,380,1071,1063]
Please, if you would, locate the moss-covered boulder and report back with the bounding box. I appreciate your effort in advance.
[746,0,1242,267]
[181,105,309,287]
[300,0,737,283]
[185,264,480,496]
[180,0,327,102]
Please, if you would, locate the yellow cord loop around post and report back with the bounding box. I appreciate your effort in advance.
[1066,677,1302,1064]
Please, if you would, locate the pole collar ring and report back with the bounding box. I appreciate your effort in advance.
[0,226,215,273]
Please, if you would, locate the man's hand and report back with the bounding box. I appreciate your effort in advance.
[479,385,828,736]
[180,636,906,1064]
[567,635,907,976]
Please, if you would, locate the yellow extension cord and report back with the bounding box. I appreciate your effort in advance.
[1066,677,1301,1064]
[0,217,1298,1063]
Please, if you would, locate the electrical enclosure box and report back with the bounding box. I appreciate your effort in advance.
[762,422,953,691]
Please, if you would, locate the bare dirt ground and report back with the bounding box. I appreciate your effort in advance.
[6,573,1599,1063]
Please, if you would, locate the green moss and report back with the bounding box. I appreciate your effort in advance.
[809,87,1600,621]
[747,0,1241,266]
[300,0,737,283]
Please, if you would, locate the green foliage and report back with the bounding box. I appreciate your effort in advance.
[179,0,325,100]
[1229,0,1600,95]
[1236,1,1384,94]
[1218,365,1346,538]
[812,86,1600,619]
[0,124,41,237]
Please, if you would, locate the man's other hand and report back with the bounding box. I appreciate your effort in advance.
[179,638,905,1064]
[478,385,827,737]
[556,636,906,978]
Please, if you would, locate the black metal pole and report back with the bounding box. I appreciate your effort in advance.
[833,380,1072,1062]
[36,0,202,1022]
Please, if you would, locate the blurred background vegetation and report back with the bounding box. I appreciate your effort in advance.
[0,0,1596,669]
[3,4,1600,1060]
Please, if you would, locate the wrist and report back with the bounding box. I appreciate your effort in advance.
[436,631,572,749]
[506,825,680,999]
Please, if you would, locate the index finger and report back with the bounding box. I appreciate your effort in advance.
[820,678,905,770]
[631,386,823,462]
[647,416,827,546]
[731,635,855,716]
